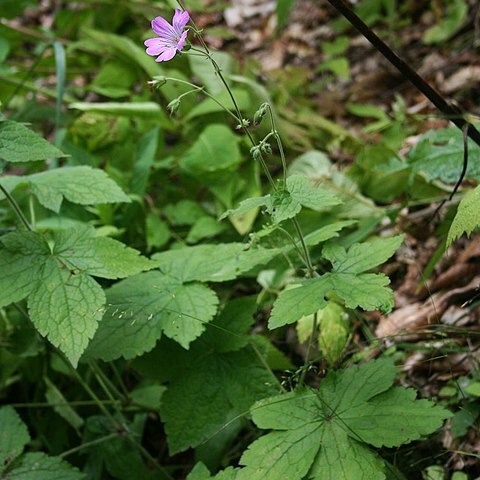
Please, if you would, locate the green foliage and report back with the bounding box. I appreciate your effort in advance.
[0,406,30,467]
[0,166,130,212]
[0,120,65,163]
[159,341,278,454]
[408,127,480,183]
[0,406,83,479]
[297,301,349,366]
[276,0,296,28]
[422,0,468,44]
[222,174,341,223]
[230,358,451,480]
[132,297,280,455]
[0,2,463,478]
[153,243,279,283]
[85,271,219,359]
[0,227,154,365]
[447,185,480,245]
[188,462,239,479]
[180,124,242,181]
[269,236,403,328]
[188,51,233,94]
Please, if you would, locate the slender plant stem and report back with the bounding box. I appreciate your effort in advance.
[266,104,287,185]
[10,400,120,408]
[177,3,278,189]
[68,361,174,479]
[67,362,117,424]
[277,226,309,266]
[250,342,287,393]
[109,363,131,400]
[183,21,316,273]
[59,433,120,458]
[89,361,127,406]
[29,195,36,230]
[292,220,315,276]
[0,184,32,231]
[163,76,241,122]
[207,56,277,189]
[177,0,317,381]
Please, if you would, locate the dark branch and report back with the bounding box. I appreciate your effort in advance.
[325,0,480,147]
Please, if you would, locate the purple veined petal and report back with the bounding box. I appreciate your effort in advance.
[156,47,177,62]
[176,30,188,51]
[145,38,169,56]
[144,37,168,48]
[152,16,175,37]
[172,9,190,33]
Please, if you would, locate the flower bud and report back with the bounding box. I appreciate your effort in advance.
[250,146,262,161]
[261,142,272,155]
[167,98,181,114]
[253,103,269,126]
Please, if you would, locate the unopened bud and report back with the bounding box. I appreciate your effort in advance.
[261,142,272,155]
[253,103,269,126]
[250,146,261,161]
[167,98,181,114]
[148,76,167,90]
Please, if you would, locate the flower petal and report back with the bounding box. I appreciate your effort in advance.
[152,16,174,37]
[176,30,188,51]
[145,38,169,56]
[155,47,177,62]
[172,9,190,33]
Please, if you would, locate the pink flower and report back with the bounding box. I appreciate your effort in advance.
[144,9,190,62]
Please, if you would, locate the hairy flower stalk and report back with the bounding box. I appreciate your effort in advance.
[145,4,317,385]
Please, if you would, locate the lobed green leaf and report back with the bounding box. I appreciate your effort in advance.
[447,184,480,245]
[84,272,219,360]
[0,120,65,163]
[237,358,451,480]
[0,406,30,467]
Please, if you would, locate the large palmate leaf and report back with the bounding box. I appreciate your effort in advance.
[51,226,156,279]
[0,226,154,366]
[269,236,403,328]
[84,271,219,360]
[231,358,451,480]
[0,232,50,309]
[0,166,130,212]
[0,120,65,163]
